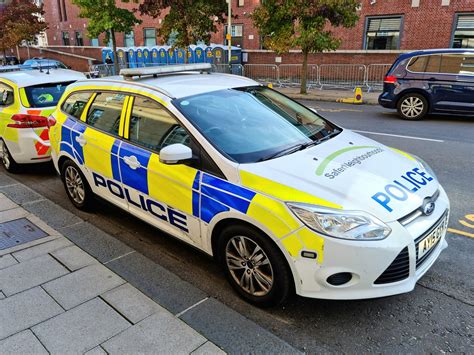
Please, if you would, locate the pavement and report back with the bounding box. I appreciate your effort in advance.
[0,101,472,353]
[275,87,380,105]
[0,175,298,354]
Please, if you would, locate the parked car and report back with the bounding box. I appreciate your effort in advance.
[49,63,449,306]
[379,49,474,120]
[22,59,70,69]
[0,56,19,66]
[0,68,86,172]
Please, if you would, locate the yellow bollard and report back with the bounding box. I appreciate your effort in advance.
[336,87,363,104]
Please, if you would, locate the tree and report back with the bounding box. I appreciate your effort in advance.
[0,0,48,59]
[252,0,359,94]
[138,0,228,62]
[73,0,142,73]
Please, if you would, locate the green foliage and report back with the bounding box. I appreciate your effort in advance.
[0,0,48,53]
[72,0,141,45]
[252,0,359,54]
[139,0,227,48]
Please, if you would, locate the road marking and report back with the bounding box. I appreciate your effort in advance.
[311,106,363,113]
[352,130,444,142]
[448,228,474,239]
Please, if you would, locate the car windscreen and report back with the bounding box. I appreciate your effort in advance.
[24,81,75,108]
[173,86,340,163]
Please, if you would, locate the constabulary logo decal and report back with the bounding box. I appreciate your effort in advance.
[315,146,383,179]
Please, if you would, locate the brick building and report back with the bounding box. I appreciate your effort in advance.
[43,0,474,50]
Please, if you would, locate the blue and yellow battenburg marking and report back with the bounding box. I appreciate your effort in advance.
[60,125,328,263]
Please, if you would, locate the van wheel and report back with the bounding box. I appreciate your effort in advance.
[61,159,93,210]
[217,224,293,307]
[397,94,428,120]
[0,139,19,173]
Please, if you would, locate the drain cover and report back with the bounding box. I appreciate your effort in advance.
[0,218,48,250]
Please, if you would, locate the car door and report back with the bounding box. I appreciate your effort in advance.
[72,91,130,209]
[424,53,474,113]
[119,94,202,245]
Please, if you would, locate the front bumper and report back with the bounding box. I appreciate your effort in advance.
[292,188,449,300]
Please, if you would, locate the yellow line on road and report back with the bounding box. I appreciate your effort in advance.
[447,228,474,239]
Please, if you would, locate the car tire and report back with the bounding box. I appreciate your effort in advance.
[217,224,294,307]
[397,93,428,120]
[0,139,20,173]
[61,159,93,210]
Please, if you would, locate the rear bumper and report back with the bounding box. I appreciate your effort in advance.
[378,92,397,109]
[3,128,51,164]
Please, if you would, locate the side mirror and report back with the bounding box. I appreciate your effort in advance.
[159,143,193,164]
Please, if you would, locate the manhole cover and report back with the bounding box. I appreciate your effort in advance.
[0,218,48,250]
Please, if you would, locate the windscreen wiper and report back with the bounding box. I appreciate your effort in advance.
[257,143,306,162]
[300,129,342,149]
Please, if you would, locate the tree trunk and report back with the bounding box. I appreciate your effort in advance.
[111,29,120,75]
[300,49,308,94]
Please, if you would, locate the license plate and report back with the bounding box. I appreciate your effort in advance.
[417,215,448,260]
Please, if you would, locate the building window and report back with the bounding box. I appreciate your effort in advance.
[452,14,474,48]
[62,31,70,46]
[144,28,156,47]
[365,16,402,50]
[90,38,99,47]
[124,31,135,47]
[75,31,83,46]
[225,24,243,48]
[238,0,244,6]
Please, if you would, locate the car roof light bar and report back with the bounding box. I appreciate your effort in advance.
[120,63,213,80]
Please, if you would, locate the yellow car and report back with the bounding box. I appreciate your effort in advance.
[0,68,85,172]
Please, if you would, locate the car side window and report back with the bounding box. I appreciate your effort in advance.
[128,96,190,151]
[440,54,474,75]
[62,92,94,119]
[407,56,428,73]
[0,82,14,106]
[86,92,127,136]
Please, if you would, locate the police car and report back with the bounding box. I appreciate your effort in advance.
[0,68,86,172]
[49,64,449,306]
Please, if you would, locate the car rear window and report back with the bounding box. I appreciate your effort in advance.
[24,81,75,108]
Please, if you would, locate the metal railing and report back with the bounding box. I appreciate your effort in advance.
[366,63,392,92]
[88,62,391,91]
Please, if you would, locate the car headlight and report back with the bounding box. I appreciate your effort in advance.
[287,203,391,241]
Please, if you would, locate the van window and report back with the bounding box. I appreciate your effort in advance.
[128,96,189,151]
[62,92,94,119]
[407,56,428,72]
[0,82,14,106]
[86,92,127,136]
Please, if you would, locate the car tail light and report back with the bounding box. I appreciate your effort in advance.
[384,75,398,84]
[47,116,57,127]
[7,114,48,128]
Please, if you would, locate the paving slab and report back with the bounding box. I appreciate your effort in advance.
[101,283,164,324]
[43,263,125,310]
[0,291,4,300]
[191,341,226,355]
[0,254,69,296]
[0,207,29,224]
[51,245,98,271]
[0,235,59,258]
[106,251,207,315]
[0,287,63,340]
[59,221,134,263]
[0,184,43,205]
[84,345,108,355]
[32,298,130,354]
[0,329,48,354]
[102,311,207,354]
[0,195,18,212]
[26,214,63,237]
[180,298,300,354]
[12,237,72,262]
[22,200,82,230]
[0,175,18,188]
[0,254,17,270]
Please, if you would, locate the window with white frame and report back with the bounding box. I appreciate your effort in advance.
[365,17,402,50]
[452,14,474,48]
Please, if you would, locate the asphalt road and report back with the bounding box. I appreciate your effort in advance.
[4,101,473,354]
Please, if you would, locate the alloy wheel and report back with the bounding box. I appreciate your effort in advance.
[0,140,11,170]
[400,96,424,118]
[64,166,85,204]
[225,236,274,296]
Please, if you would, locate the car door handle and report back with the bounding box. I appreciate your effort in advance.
[75,135,87,147]
[123,155,141,170]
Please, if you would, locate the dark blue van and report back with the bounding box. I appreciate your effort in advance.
[379,49,474,120]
